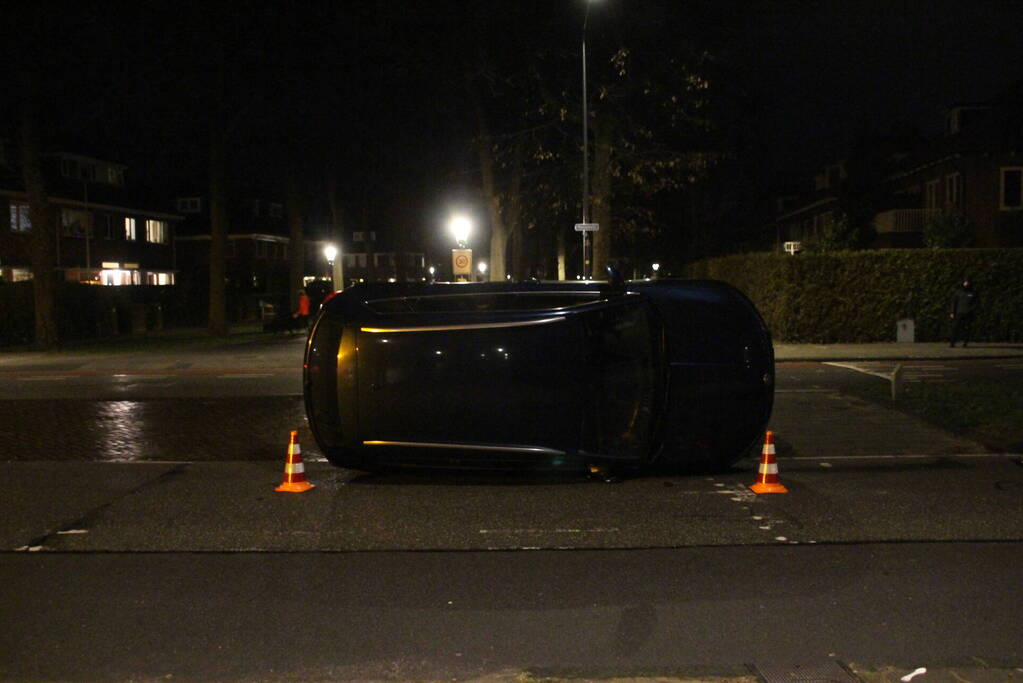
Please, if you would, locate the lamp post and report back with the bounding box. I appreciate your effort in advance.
[448,214,472,282]
[651,262,660,279]
[477,261,488,282]
[323,243,342,291]
[580,0,597,279]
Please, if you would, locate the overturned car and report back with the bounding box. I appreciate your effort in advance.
[303,276,773,474]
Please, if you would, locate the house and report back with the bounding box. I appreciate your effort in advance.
[172,191,294,321]
[771,162,847,250]
[172,189,428,322]
[0,145,181,285]
[768,82,1023,250]
[876,91,1023,247]
[341,229,427,285]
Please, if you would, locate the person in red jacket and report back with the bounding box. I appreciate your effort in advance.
[293,289,311,329]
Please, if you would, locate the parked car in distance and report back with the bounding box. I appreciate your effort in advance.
[304,276,774,474]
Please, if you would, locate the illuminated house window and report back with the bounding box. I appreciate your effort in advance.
[9,203,32,232]
[145,271,175,285]
[145,219,168,244]
[125,217,137,240]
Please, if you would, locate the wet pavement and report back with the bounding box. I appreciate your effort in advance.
[2,397,312,461]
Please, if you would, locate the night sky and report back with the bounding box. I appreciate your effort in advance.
[5,1,1023,258]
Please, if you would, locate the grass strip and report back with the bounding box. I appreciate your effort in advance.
[844,375,1023,452]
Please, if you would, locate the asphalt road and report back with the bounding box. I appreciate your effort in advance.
[2,359,1022,680]
[4,543,1022,681]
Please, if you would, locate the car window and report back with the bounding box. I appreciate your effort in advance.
[365,292,599,314]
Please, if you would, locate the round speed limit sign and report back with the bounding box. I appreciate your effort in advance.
[452,249,472,276]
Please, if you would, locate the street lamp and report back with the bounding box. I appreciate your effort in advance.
[652,262,660,279]
[448,215,471,248]
[447,214,473,281]
[477,261,488,282]
[323,243,342,291]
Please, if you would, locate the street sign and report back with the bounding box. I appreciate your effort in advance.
[574,223,599,232]
[452,248,472,277]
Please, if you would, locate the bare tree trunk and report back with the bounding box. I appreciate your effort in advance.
[590,120,614,278]
[208,134,229,336]
[287,167,305,309]
[506,136,526,281]
[474,107,507,282]
[20,100,59,349]
[556,230,566,281]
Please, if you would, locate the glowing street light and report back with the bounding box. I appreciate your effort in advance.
[323,243,342,291]
[448,214,472,248]
[652,262,660,279]
[447,214,473,281]
[478,261,488,281]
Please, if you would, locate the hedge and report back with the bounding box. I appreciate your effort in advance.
[684,248,1023,343]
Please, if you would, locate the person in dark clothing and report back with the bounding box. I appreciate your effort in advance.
[949,278,979,347]
[305,279,333,315]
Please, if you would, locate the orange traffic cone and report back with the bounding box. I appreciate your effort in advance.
[750,431,788,494]
[276,430,315,493]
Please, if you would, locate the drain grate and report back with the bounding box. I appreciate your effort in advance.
[751,660,860,682]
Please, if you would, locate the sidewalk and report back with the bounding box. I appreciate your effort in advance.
[774,341,1023,362]
[0,334,308,374]
[0,335,1021,373]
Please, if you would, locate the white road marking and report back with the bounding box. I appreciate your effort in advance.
[823,362,891,379]
[785,453,1018,461]
[217,373,275,378]
[56,529,88,535]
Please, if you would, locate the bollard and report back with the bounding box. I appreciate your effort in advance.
[890,364,903,400]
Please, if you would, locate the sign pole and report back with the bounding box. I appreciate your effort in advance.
[574,223,598,279]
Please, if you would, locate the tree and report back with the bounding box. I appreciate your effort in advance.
[286,166,305,309]
[511,3,739,277]
[19,98,60,349]
[207,131,230,336]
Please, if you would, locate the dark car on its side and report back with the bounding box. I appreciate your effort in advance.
[303,277,773,474]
